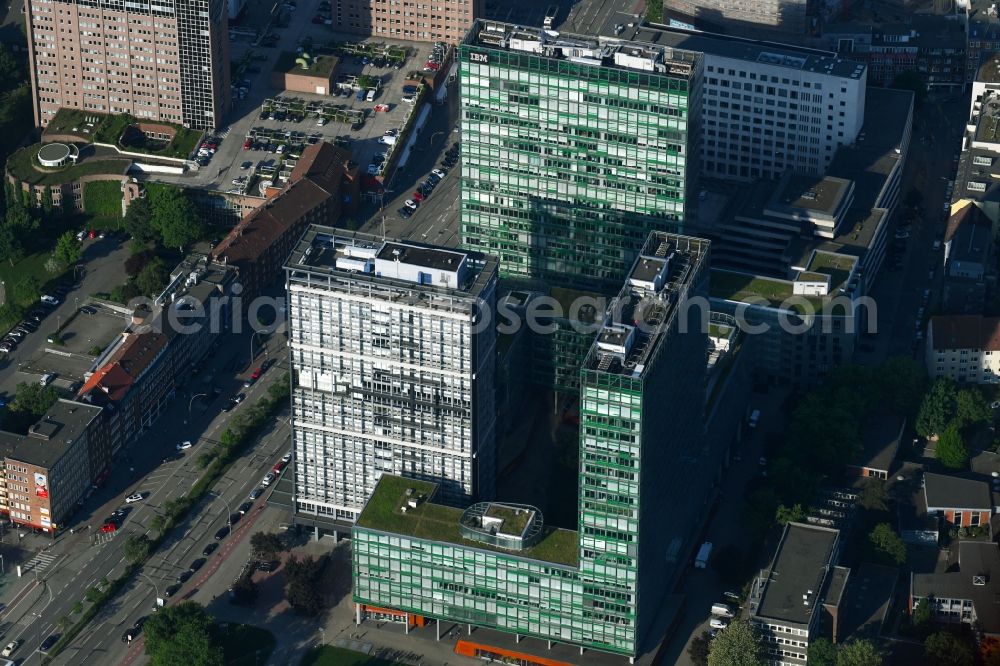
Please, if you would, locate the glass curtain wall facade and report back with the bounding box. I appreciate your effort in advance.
[353,233,710,659]
[458,21,702,291]
[285,228,498,529]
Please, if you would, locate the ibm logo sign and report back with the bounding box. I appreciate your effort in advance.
[469,52,489,64]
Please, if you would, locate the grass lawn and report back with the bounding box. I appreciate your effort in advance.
[0,250,67,331]
[300,646,403,666]
[6,145,130,186]
[216,623,276,665]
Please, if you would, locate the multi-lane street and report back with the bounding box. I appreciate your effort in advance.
[0,311,290,665]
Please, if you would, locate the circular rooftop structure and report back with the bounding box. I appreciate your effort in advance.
[459,502,544,552]
[37,143,74,168]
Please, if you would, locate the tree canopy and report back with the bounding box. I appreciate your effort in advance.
[708,620,765,666]
[4,382,59,434]
[54,230,82,267]
[917,378,957,438]
[123,533,152,563]
[809,638,838,666]
[250,531,284,559]
[284,555,325,616]
[149,186,204,250]
[868,523,907,566]
[936,422,969,470]
[923,631,974,666]
[143,602,223,666]
[836,639,883,666]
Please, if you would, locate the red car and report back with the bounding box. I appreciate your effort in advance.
[251,367,262,381]
[412,190,424,202]
[272,459,287,473]
[101,523,117,533]
[243,139,252,150]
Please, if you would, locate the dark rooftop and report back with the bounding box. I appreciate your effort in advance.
[912,541,1000,634]
[924,473,993,511]
[929,314,1000,352]
[773,175,852,217]
[376,242,467,272]
[823,565,850,610]
[841,563,899,641]
[852,413,904,474]
[286,226,497,300]
[754,522,840,627]
[7,399,102,469]
[610,21,863,79]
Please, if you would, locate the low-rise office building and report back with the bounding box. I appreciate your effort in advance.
[334,0,481,44]
[911,541,1000,635]
[212,142,358,303]
[923,472,994,533]
[749,522,843,665]
[1,400,105,533]
[825,18,965,92]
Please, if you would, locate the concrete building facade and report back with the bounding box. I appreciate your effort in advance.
[334,0,482,44]
[606,24,867,183]
[25,0,231,129]
[925,314,1000,384]
[285,227,498,534]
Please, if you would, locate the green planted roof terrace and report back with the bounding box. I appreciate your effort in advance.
[356,475,580,567]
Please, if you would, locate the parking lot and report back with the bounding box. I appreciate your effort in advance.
[19,302,127,390]
[178,0,446,195]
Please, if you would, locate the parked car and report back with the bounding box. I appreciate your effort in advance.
[404,199,418,210]
[124,492,144,504]
[261,472,276,486]
[398,206,413,219]
[176,570,192,584]
[2,640,21,657]
[189,558,207,572]
[258,560,278,572]
[431,168,446,179]
[229,512,242,526]
[249,487,264,500]
[214,527,230,540]
[177,440,193,450]
[39,634,60,652]
[164,584,181,597]
[232,393,246,404]
[40,295,59,306]
[709,617,729,630]
[238,501,253,514]
[281,451,292,463]
[202,543,218,556]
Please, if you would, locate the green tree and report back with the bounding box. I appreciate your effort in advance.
[0,43,24,88]
[775,503,806,525]
[955,388,991,428]
[10,274,39,304]
[708,620,764,666]
[836,639,883,666]
[924,631,974,666]
[0,222,23,267]
[936,422,969,470]
[809,638,839,666]
[135,258,169,296]
[875,356,926,418]
[124,248,156,277]
[53,230,82,267]
[44,255,62,275]
[250,531,284,559]
[5,381,59,433]
[858,479,888,511]
[688,631,711,666]
[229,571,258,605]
[912,595,933,628]
[891,70,927,108]
[917,378,957,438]
[123,533,152,563]
[149,514,165,534]
[143,602,223,666]
[150,187,204,250]
[869,523,907,566]
[123,196,156,243]
[284,555,325,616]
[5,199,38,234]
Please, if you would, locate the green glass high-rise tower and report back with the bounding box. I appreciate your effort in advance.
[458,20,702,290]
[351,233,710,661]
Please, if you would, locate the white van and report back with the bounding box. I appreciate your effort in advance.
[366,88,376,102]
[711,603,736,618]
[39,373,54,386]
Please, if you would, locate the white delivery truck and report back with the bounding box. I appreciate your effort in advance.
[695,541,713,569]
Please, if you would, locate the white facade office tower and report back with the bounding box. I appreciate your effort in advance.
[284,227,498,531]
[610,23,867,181]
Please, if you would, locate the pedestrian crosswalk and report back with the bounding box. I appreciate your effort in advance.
[22,551,56,575]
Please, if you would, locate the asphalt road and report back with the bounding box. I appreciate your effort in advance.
[0,320,290,665]
[360,89,462,246]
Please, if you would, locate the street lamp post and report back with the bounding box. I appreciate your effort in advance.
[212,491,234,537]
[187,393,208,424]
[428,130,443,151]
[139,571,160,607]
[249,330,262,365]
